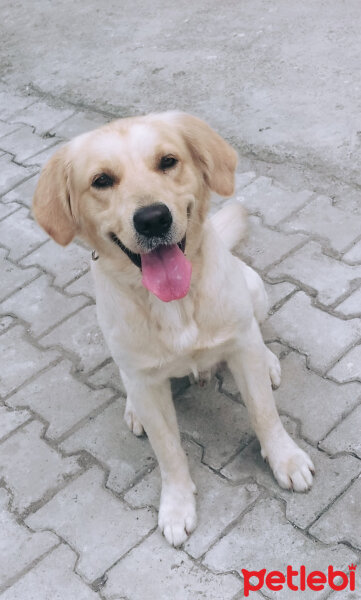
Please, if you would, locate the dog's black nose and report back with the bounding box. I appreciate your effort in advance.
[133,203,172,237]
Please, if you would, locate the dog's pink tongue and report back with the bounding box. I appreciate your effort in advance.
[141,244,192,302]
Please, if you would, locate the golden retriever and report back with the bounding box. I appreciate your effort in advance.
[33,112,314,546]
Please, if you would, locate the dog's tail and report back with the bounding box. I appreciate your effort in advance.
[210,201,248,251]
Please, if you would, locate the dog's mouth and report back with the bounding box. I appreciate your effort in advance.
[109,232,191,302]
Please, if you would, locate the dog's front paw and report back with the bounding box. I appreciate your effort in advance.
[124,398,144,436]
[158,484,197,547]
[263,437,314,492]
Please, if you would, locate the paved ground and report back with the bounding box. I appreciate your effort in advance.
[1,3,361,599]
[3,0,361,188]
[0,85,360,600]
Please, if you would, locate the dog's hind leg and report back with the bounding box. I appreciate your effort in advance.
[119,369,145,436]
[266,347,281,389]
[124,396,145,437]
[240,262,268,324]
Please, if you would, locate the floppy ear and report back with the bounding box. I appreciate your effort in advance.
[173,113,238,197]
[32,145,77,246]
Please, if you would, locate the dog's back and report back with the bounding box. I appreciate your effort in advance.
[210,201,247,251]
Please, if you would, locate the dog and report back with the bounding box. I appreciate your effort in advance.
[33,112,314,547]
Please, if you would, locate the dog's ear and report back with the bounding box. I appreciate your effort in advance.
[32,145,77,246]
[173,113,238,197]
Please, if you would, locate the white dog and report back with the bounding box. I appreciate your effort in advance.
[33,112,314,546]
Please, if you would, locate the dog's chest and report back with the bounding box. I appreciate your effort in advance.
[93,260,243,379]
[135,293,237,377]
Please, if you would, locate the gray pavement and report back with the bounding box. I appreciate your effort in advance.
[1,2,361,599]
[3,0,361,187]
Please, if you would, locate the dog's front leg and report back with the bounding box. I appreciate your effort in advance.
[227,319,314,492]
[124,376,197,546]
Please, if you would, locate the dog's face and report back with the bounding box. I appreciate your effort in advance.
[33,112,237,301]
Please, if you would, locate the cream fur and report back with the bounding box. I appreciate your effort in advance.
[33,112,314,547]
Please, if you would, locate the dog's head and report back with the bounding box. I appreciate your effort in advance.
[33,112,237,301]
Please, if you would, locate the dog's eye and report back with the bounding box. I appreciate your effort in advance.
[92,173,114,189]
[159,155,178,171]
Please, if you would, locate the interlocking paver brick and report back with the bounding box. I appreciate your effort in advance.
[204,497,357,600]
[171,376,191,397]
[0,488,57,591]
[0,248,39,302]
[40,305,110,372]
[175,381,253,470]
[0,406,31,441]
[320,404,361,458]
[238,215,307,271]
[9,101,74,136]
[0,315,14,332]
[0,325,59,396]
[0,121,22,138]
[215,366,239,398]
[61,401,155,492]
[0,207,48,261]
[2,174,38,207]
[0,91,34,120]
[221,419,361,529]
[265,281,297,312]
[7,360,113,441]
[273,351,361,444]
[281,195,361,254]
[1,274,88,337]
[87,360,126,394]
[102,530,241,600]
[0,201,20,221]
[65,270,95,300]
[0,125,59,163]
[24,141,64,168]
[267,291,361,372]
[0,544,101,600]
[310,476,361,550]
[335,286,361,316]
[49,111,109,138]
[125,440,260,558]
[240,176,312,226]
[0,420,80,514]
[337,189,361,216]
[0,154,35,195]
[268,241,361,305]
[327,344,361,382]
[343,239,361,263]
[26,466,156,582]
[22,240,90,287]
[235,170,257,190]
